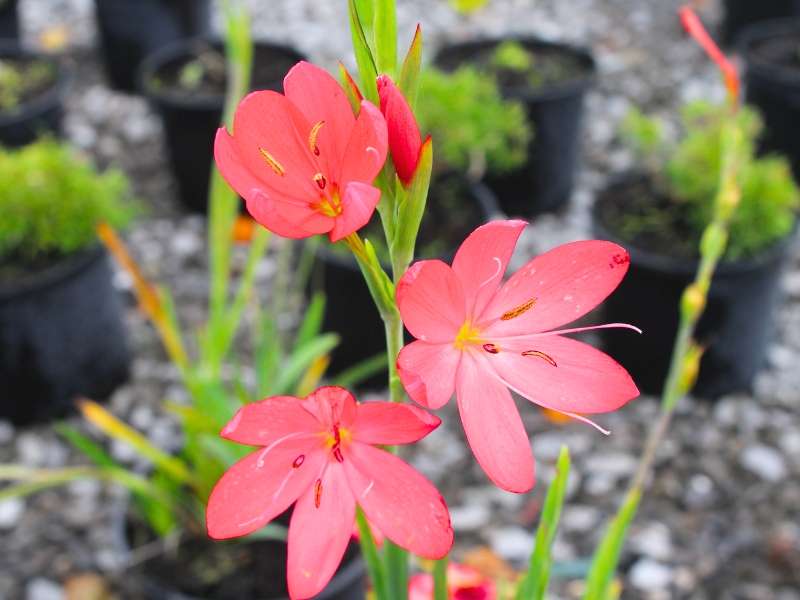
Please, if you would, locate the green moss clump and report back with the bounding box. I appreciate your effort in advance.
[0,139,138,269]
[416,65,532,179]
[0,58,57,111]
[619,101,799,260]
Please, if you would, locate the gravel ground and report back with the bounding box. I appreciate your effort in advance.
[2,0,800,599]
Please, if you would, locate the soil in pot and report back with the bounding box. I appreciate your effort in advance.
[0,42,69,147]
[593,177,793,398]
[314,175,498,390]
[0,247,131,424]
[95,0,211,91]
[434,39,596,217]
[738,20,800,182]
[123,510,365,600]
[0,0,19,40]
[139,40,305,213]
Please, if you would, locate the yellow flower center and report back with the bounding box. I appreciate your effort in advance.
[455,321,482,349]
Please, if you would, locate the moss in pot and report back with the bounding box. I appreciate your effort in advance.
[0,139,137,423]
[595,101,799,397]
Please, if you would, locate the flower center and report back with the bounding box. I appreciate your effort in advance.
[313,184,343,217]
[455,321,482,349]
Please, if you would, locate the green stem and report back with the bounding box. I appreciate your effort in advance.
[356,507,387,600]
[384,314,406,405]
[384,540,409,600]
[433,556,449,600]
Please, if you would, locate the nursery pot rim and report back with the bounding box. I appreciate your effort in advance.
[736,17,800,88]
[109,497,366,600]
[314,174,502,270]
[592,177,797,277]
[136,36,305,111]
[0,245,107,303]
[433,36,597,103]
[0,39,72,128]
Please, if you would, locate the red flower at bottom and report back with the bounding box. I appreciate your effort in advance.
[206,387,453,600]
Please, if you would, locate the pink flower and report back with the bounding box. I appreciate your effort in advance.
[377,75,423,185]
[206,386,453,600]
[214,61,388,242]
[408,564,497,600]
[396,220,640,493]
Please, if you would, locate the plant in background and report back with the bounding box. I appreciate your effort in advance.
[416,65,531,180]
[0,138,135,278]
[0,56,56,111]
[619,100,799,259]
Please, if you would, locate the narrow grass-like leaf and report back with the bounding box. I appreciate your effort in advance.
[295,355,331,398]
[517,446,571,600]
[397,25,422,111]
[330,353,388,389]
[78,399,195,485]
[356,507,387,600]
[54,422,118,468]
[348,0,379,105]
[383,540,408,600]
[294,293,327,351]
[353,0,376,53]
[433,556,449,600]
[582,489,642,600]
[274,333,340,395]
[374,0,397,77]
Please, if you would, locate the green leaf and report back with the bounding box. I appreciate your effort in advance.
[348,0,379,105]
[340,62,364,115]
[198,433,251,468]
[356,507,387,600]
[294,293,327,351]
[517,446,571,600]
[393,136,433,270]
[353,0,376,53]
[397,25,422,111]
[433,556,449,600]
[374,0,398,78]
[274,333,340,395]
[330,353,388,389]
[54,422,118,468]
[582,489,642,600]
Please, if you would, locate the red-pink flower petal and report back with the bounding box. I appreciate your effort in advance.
[287,462,356,600]
[456,352,534,493]
[299,386,357,431]
[397,340,461,409]
[329,181,382,242]
[206,438,325,539]
[339,100,389,187]
[484,334,639,415]
[451,220,527,319]
[396,260,466,343]
[350,401,441,445]
[233,90,320,201]
[377,75,422,185]
[220,396,322,446]
[480,241,630,336]
[343,442,453,559]
[408,573,433,600]
[245,189,326,238]
[284,62,357,185]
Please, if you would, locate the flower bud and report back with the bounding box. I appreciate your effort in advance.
[377,75,422,186]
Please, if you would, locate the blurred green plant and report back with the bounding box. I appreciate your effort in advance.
[619,101,799,260]
[416,65,531,180]
[0,138,136,274]
[447,0,490,13]
[0,57,56,110]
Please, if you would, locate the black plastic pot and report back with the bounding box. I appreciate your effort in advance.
[434,38,596,218]
[0,247,131,424]
[315,176,500,390]
[0,41,71,147]
[111,501,366,600]
[94,0,211,91]
[723,0,800,45]
[138,39,305,213]
[592,184,794,399]
[0,0,19,39]
[738,18,800,182]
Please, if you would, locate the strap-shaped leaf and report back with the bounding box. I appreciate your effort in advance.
[274,333,340,395]
[349,0,379,105]
[340,61,364,115]
[353,0,376,53]
[78,399,196,486]
[397,25,422,111]
[374,0,398,78]
[517,446,571,600]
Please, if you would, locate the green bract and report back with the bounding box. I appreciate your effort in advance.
[0,138,136,264]
[416,65,531,179]
[620,101,799,260]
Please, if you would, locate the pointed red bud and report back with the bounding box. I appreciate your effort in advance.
[377,75,422,186]
[679,7,740,106]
